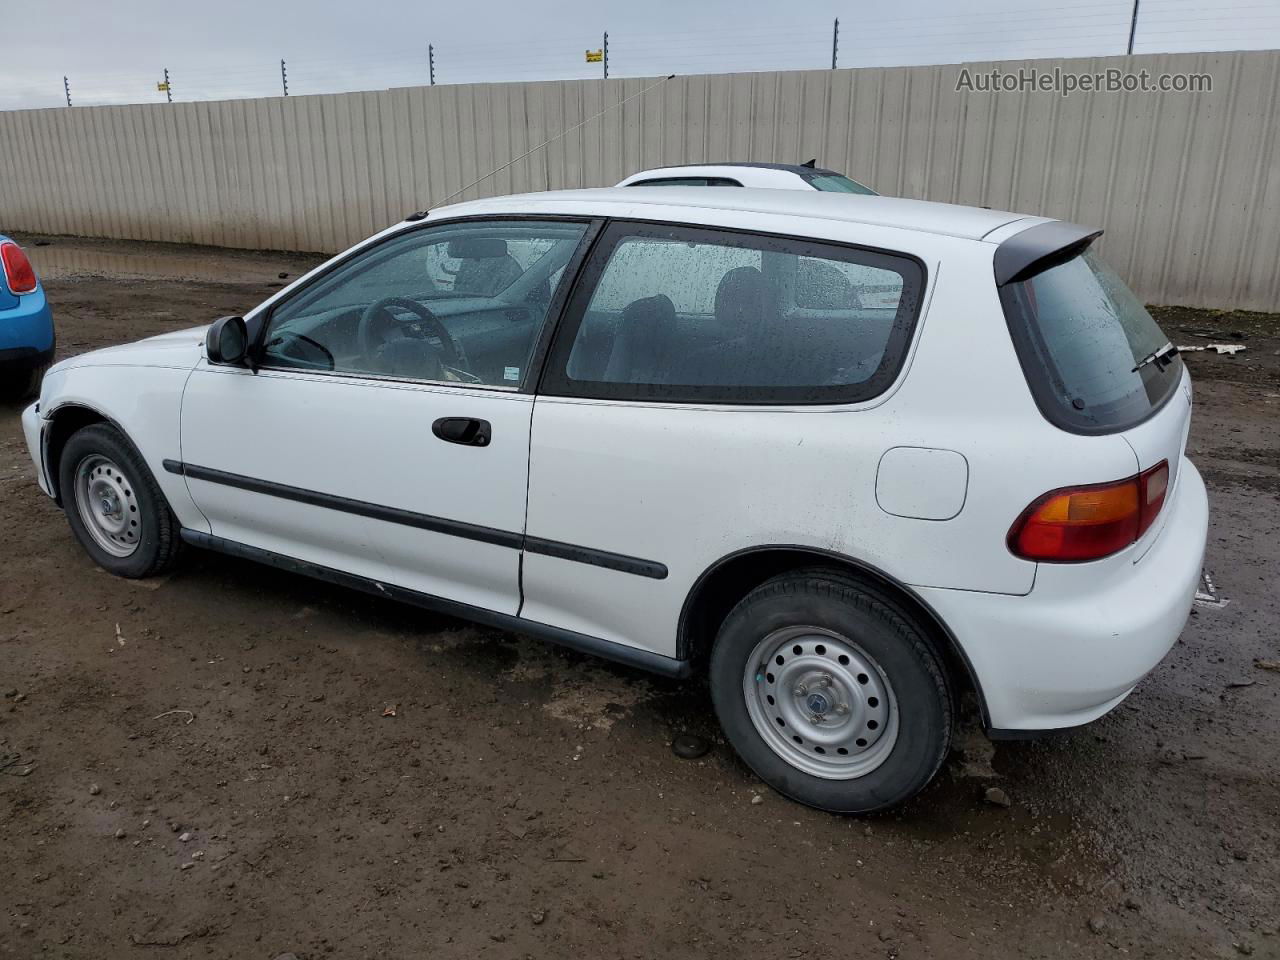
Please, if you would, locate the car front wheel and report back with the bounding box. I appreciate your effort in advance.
[59,423,181,578]
[710,569,953,813]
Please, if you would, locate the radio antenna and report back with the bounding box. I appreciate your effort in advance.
[432,74,676,208]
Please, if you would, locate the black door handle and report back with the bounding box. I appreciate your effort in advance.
[432,417,491,447]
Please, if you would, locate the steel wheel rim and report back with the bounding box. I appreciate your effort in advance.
[73,455,141,558]
[743,625,899,780]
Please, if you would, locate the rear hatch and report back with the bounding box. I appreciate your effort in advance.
[997,232,1191,549]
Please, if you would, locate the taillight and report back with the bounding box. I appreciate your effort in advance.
[1008,460,1170,562]
[1138,461,1169,538]
[1,242,38,295]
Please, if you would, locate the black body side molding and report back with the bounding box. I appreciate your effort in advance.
[163,460,667,579]
[169,461,522,548]
[992,220,1103,286]
[179,529,689,678]
[524,537,667,579]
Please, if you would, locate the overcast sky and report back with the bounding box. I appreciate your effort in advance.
[3,0,1277,110]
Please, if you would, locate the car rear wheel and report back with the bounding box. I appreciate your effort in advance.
[59,423,181,578]
[710,569,952,813]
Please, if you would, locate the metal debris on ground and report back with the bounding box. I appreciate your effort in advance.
[1177,343,1247,355]
[382,704,398,717]
[1255,660,1280,672]
[1194,570,1230,608]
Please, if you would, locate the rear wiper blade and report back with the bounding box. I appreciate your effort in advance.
[1132,342,1179,373]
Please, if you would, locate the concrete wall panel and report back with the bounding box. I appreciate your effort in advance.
[1,51,1277,309]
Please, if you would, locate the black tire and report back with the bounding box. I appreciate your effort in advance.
[709,568,952,814]
[0,361,47,403]
[58,423,182,578]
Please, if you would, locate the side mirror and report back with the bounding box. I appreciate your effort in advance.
[206,315,249,366]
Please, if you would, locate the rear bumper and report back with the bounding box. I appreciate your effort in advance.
[922,458,1209,732]
[0,287,55,357]
[0,343,55,375]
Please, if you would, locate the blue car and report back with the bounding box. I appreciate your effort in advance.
[0,236,54,402]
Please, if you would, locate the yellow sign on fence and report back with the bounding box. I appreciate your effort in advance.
[156,82,170,92]
[585,49,602,63]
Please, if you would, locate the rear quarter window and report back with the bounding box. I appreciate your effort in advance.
[999,249,1184,434]
[544,222,925,406]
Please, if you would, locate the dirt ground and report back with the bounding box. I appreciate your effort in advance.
[1,235,1278,960]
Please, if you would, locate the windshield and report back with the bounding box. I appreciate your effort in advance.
[1000,249,1183,434]
[800,172,877,195]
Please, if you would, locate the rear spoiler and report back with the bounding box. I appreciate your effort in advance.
[993,221,1103,286]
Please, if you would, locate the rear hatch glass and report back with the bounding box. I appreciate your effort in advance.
[999,249,1184,436]
[799,172,877,195]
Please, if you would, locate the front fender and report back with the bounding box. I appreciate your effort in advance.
[41,364,210,533]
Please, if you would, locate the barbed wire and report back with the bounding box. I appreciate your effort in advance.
[20,6,1280,111]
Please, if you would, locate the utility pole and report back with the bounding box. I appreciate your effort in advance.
[831,18,839,69]
[163,67,172,103]
[429,44,436,85]
[63,76,72,107]
[1127,0,1140,54]
[280,59,289,96]
[603,31,609,80]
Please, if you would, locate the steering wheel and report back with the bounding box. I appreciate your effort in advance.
[357,297,466,370]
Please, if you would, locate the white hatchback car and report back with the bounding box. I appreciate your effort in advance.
[21,188,1208,812]
[616,161,877,194]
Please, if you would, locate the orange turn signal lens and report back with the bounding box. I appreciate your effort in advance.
[1138,461,1169,538]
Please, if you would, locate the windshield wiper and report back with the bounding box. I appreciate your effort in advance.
[1132,342,1179,374]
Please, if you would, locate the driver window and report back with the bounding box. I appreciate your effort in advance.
[260,220,588,387]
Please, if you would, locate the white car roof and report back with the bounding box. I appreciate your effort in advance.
[430,187,1046,243]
